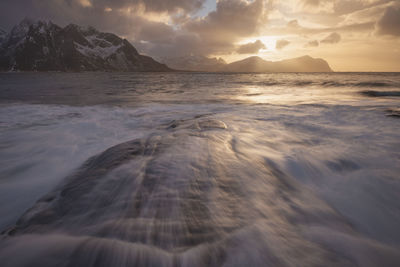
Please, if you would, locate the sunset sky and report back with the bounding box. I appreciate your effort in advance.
[1,0,400,71]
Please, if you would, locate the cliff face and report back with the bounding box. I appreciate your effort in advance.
[0,19,171,72]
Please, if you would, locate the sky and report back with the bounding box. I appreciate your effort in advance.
[0,0,400,71]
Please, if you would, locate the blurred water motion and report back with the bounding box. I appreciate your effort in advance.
[0,72,399,266]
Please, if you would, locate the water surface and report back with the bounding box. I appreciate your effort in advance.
[0,72,399,266]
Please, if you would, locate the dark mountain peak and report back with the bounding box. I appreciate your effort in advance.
[6,19,60,47]
[0,19,171,72]
[8,18,33,43]
[13,18,55,32]
[18,17,35,27]
[81,26,99,36]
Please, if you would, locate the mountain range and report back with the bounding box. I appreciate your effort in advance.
[0,19,332,72]
[161,55,332,72]
[221,55,332,72]
[0,19,170,72]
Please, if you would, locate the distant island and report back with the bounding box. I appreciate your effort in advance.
[0,19,332,73]
[161,55,332,72]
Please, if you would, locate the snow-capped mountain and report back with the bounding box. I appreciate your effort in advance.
[160,55,227,72]
[0,19,171,72]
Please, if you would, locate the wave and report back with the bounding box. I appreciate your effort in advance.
[237,80,398,89]
[354,82,391,87]
[1,113,400,266]
[360,90,400,97]
[386,109,400,118]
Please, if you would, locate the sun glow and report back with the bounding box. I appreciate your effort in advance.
[217,35,290,63]
[239,36,280,52]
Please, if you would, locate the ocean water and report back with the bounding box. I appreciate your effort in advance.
[0,72,399,266]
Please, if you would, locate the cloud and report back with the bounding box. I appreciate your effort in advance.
[276,39,290,50]
[306,40,319,47]
[237,40,266,54]
[302,0,323,6]
[0,0,397,71]
[299,0,332,13]
[136,21,176,44]
[0,0,211,58]
[301,0,390,13]
[376,5,400,36]
[333,0,365,15]
[287,20,300,28]
[0,0,274,58]
[186,0,269,43]
[142,0,272,57]
[321,32,341,44]
[73,0,206,14]
[0,0,206,31]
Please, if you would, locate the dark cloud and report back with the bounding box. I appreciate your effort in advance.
[69,0,205,13]
[237,40,266,54]
[185,0,269,44]
[139,0,272,57]
[138,0,271,57]
[276,39,290,50]
[376,5,400,36]
[0,0,206,30]
[321,32,341,44]
[0,0,272,57]
[136,21,176,44]
[306,40,319,47]
[134,32,204,58]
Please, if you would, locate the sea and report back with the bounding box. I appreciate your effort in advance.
[0,72,399,266]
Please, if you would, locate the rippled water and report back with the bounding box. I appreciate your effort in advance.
[0,72,399,266]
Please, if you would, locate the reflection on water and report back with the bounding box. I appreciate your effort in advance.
[0,73,400,266]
